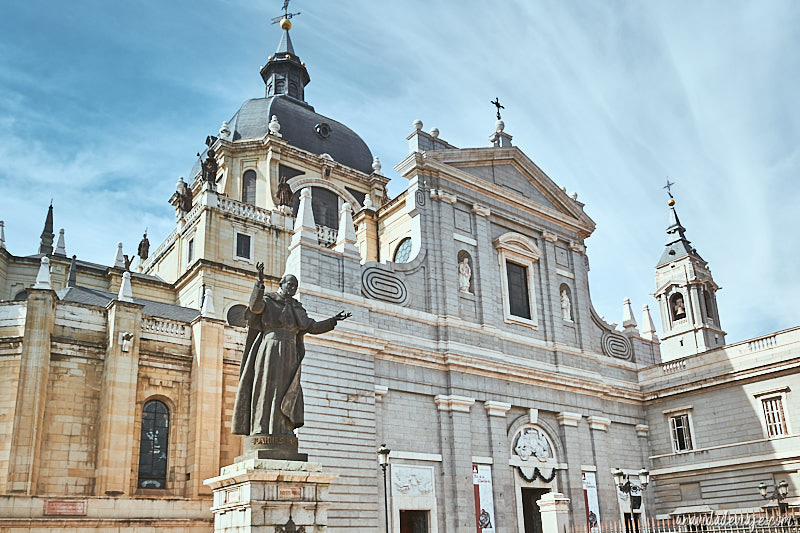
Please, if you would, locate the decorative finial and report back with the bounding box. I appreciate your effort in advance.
[219,121,231,140]
[118,271,134,303]
[269,115,282,136]
[413,119,423,131]
[664,178,676,206]
[0,221,5,251]
[34,256,52,290]
[114,242,125,268]
[429,127,439,138]
[55,228,66,256]
[67,255,78,288]
[271,0,301,29]
[372,157,382,174]
[201,287,217,318]
[491,97,504,120]
[495,119,505,133]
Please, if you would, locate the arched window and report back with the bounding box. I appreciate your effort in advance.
[393,238,412,263]
[670,293,686,320]
[242,170,256,206]
[137,399,170,489]
[703,289,715,325]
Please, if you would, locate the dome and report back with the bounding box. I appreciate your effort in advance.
[229,95,374,174]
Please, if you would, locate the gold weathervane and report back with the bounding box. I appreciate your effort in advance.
[271,0,301,30]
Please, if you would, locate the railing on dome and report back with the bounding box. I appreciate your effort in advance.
[569,508,800,533]
[316,225,338,247]
[217,196,272,225]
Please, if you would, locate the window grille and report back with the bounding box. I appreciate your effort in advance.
[761,396,787,437]
[137,400,169,489]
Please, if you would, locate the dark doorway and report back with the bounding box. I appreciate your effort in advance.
[400,510,429,533]
[522,488,549,533]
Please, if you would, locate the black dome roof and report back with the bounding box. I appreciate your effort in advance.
[229,95,373,174]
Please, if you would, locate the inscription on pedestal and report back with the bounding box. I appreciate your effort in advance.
[251,434,297,445]
[43,499,88,516]
[279,486,302,500]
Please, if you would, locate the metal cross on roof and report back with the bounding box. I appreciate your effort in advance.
[271,0,301,24]
[491,97,505,120]
[663,178,675,198]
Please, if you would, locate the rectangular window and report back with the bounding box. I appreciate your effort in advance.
[236,233,251,259]
[506,261,531,319]
[761,396,787,437]
[187,238,194,263]
[670,414,693,452]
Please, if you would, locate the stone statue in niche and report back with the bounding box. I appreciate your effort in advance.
[120,332,134,352]
[560,288,572,321]
[458,256,472,294]
[232,263,350,459]
[514,427,551,462]
[201,148,218,192]
[276,175,294,208]
[672,294,686,319]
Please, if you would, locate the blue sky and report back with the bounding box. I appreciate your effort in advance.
[1,1,798,344]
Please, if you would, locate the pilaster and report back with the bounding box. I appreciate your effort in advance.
[587,416,614,520]
[95,299,144,496]
[471,204,497,324]
[7,288,56,494]
[188,315,225,497]
[435,395,476,533]
[485,401,513,533]
[540,231,560,344]
[556,412,585,521]
[354,208,379,263]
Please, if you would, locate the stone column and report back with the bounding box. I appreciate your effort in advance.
[485,401,513,533]
[587,416,613,520]
[435,394,476,533]
[188,315,225,497]
[95,298,144,495]
[557,412,585,522]
[537,492,571,533]
[354,208,378,263]
[7,287,56,494]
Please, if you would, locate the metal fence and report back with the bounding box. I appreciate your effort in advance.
[570,509,800,533]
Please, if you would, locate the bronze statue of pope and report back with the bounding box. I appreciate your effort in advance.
[232,262,350,438]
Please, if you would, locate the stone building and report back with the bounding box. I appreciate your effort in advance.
[0,18,796,533]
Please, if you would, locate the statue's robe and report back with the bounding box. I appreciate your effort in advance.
[232,282,336,436]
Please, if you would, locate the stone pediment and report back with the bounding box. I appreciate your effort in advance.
[406,147,595,235]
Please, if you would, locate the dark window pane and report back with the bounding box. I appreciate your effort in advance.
[187,239,194,263]
[236,233,251,259]
[138,400,170,489]
[506,262,531,319]
[242,170,256,206]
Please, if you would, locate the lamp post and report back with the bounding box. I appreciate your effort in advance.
[378,444,391,532]
[758,480,790,514]
[613,468,650,533]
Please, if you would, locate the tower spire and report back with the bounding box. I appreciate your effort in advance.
[261,4,310,102]
[39,202,54,255]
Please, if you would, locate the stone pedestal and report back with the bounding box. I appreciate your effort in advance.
[204,457,337,533]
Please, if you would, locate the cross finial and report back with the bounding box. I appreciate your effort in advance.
[271,0,301,25]
[490,97,505,120]
[663,178,675,198]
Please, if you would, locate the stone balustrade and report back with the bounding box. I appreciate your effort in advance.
[142,317,188,339]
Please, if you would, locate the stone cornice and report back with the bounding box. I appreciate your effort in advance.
[434,395,475,412]
[484,400,512,417]
[587,416,611,431]
[557,412,582,427]
[635,424,650,437]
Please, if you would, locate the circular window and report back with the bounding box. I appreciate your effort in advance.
[393,238,412,263]
[315,122,331,139]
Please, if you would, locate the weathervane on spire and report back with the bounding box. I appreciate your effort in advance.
[663,178,676,206]
[491,97,504,120]
[271,0,301,25]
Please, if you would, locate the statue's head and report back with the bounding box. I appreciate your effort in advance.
[279,274,298,298]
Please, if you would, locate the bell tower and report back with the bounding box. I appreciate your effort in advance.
[654,193,726,359]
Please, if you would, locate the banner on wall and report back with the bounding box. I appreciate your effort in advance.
[473,464,495,533]
[582,471,601,533]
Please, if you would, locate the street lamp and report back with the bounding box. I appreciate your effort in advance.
[378,444,391,532]
[758,480,790,514]
[613,468,650,493]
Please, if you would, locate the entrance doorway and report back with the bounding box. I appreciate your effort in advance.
[522,488,549,533]
[400,510,429,533]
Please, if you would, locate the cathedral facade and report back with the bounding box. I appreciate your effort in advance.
[0,20,797,533]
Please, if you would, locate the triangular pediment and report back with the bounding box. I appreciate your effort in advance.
[424,147,594,232]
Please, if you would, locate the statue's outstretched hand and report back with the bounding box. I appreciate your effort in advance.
[333,310,352,322]
[256,262,265,282]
